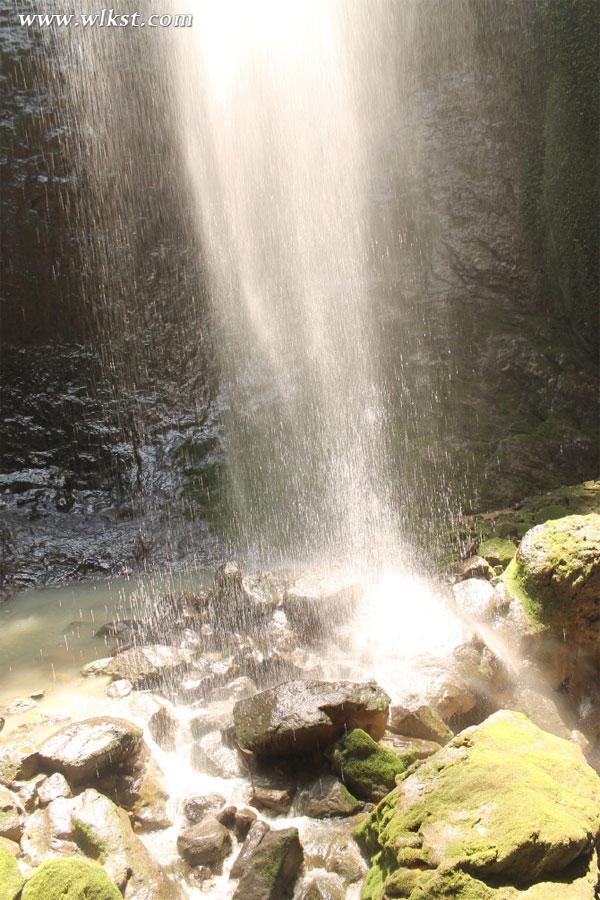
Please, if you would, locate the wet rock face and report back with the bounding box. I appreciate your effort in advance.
[37,717,143,785]
[232,826,303,900]
[233,680,390,756]
[388,704,453,745]
[356,710,600,898]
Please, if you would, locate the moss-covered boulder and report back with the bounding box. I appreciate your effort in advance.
[477,537,516,570]
[502,514,600,710]
[21,857,121,899]
[355,710,600,899]
[0,841,24,900]
[503,514,600,630]
[231,826,303,899]
[332,729,417,801]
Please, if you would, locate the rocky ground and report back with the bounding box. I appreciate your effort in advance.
[0,508,599,899]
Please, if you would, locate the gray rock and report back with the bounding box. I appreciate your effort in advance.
[251,784,294,815]
[104,645,192,689]
[230,819,270,879]
[388,704,453,744]
[283,574,360,638]
[81,657,113,677]
[209,676,257,703]
[183,793,226,824]
[232,826,303,899]
[452,578,502,622]
[177,816,232,868]
[0,785,25,841]
[297,874,346,900]
[37,772,72,805]
[234,680,390,756]
[0,739,39,787]
[233,807,257,840]
[38,717,143,785]
[380,731,442,760]
[453,556,494,581]
[295,775,363,818]
[107,679,132,699]
[189,700,234,740]
[70,788,176,898]
[192,731,244,778]
[148,705,177,751]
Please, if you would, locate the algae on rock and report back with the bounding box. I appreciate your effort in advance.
[21,857,121,900]
[355,710,600,899]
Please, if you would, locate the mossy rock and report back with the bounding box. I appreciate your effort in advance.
[22,857,121,900]
[0,842,24,900]
[332,728,417,801]
[503,513,600,631]
[355,710,600,899]
[477,537,516,569]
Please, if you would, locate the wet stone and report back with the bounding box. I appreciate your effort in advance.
[231,826,303,900]
[107,679,132,699]
[230,819,270,879]
[37,772,72,806]
[37,717,143,785]
[0,785,25,841]
[182,793,226,824]
[149,705,177,751]
[177,816,232,868]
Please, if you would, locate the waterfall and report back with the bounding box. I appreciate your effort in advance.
[170,1,402,565]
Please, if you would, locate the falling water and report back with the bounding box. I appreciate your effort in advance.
[170,1,402,564]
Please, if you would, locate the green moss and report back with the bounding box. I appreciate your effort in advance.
[22,857,121,900]
[409,868,495,899]
[0,843,24,900]
[503,513,600,629]
[477,537,516,569]
[357,711,600,893]
[334,728,416,801]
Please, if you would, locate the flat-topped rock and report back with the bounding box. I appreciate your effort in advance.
[233,680,390,756]
[38,717,143,785]
[104,645,192,689]
[283,573,361,637]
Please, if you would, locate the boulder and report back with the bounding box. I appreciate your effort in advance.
[452,578,503,622]
[189,700,234,740]
[148,705,177,751]
[283,573,361,638]
[233,807,257,840]
[356,710,600,898]
[20,857,121,900]
[107,679,132,699]
[332,728,416,801]
[231,826,303,899]
[295,774,363,818]
[230,819,270,878]
[37,773,72,806]
[234,680,390,756]
[0,739,39,787]
[192,731,244,778]
[104,645,192,689]
[388,704,453,744]
[453,556,494,581]
[503,514,600,707]
[208,561,275,632]
[21,788,176,899]
[0,841,24,900]
[0,785,24,842]
[380,732,442,760]
[477,537,517,569]
[182,793,226,824]
[37,718,143,785]
[297,874,346,900]
[177,816,232,868]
